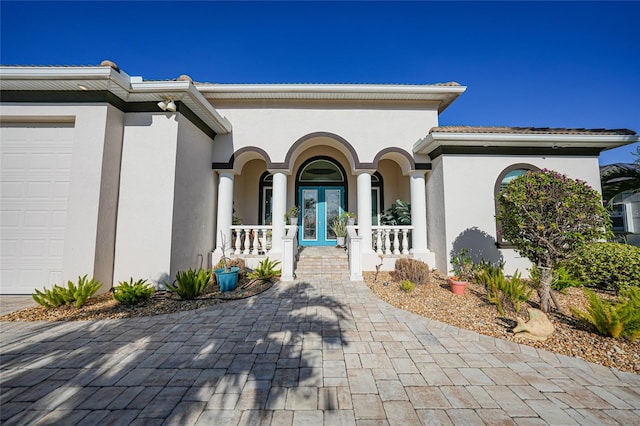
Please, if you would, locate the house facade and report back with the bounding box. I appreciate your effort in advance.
[1,61,637,294]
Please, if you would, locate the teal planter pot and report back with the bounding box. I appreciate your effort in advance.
[214,267,240,292]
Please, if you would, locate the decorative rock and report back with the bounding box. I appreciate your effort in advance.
[512,308,554,341]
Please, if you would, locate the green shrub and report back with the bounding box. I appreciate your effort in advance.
[395,258,430,285]
[400,279,415,292]
[164,268,211,300]
[476,266,532,315]
[565,242,640,292]
[113,278,154,306]
[571,287,640,341]
[248,257,282,281]
[32,275,102,309]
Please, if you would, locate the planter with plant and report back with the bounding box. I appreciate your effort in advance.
[214,232,240,292]
[285,206,300,225]
[331,216,348,247]
[449,248,473,294]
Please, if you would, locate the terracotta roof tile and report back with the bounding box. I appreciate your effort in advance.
[431,126,636,136]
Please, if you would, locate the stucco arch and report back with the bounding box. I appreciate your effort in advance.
[228,146,272,174]
[284,132,360,173]
[373,148,418,175]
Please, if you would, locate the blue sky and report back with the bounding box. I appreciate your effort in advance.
[2,1,638,164]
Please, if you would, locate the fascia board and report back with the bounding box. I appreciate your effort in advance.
[197,83,467,98]
[414,132,640,154]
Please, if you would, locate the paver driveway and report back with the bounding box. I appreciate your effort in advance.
[1,278,639,425]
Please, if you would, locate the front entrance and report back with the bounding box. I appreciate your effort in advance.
[299,186,344,246]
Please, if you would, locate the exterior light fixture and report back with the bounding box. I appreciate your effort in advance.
[157,98,177,112]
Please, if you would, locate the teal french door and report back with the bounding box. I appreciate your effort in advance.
[299,186,344,246]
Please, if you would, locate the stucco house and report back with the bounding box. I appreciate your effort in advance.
[1,61,638,294]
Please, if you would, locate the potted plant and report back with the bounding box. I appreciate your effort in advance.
[342,211,356,226]
[449,248,473,294]
[214,233,240,292]
[331,216,348,247]
[285,206,299,225]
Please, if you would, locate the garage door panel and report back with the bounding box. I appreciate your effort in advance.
[1,124,74,294]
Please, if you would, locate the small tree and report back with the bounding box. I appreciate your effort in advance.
[496,169,611,312]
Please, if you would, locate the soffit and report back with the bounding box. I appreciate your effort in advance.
[197,84,467,113]
[414,127,640,158]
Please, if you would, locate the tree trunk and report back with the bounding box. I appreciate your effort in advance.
[538,266,552,313]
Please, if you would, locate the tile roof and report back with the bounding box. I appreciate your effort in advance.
[431,126,636,136]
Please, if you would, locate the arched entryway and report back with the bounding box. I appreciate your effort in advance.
[296,156,347,246]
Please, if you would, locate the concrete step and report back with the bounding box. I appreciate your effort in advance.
[294,246,349,279]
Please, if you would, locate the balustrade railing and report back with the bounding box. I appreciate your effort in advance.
[229,225,272,255]
[371,226,412,255]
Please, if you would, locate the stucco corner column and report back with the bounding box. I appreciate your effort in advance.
[215,170,235,253]
[409,170,429,254]
[269,170,289,253]
[357,171,374,252]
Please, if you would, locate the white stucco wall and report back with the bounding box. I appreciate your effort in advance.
[426,156,447,271]
[439,154,603,275]
[170,115,216,275]
[93,105,124,292]
[211,100,440,166]
[114,113,179,286]
[0,103,120,292]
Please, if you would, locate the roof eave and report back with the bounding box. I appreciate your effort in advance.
[197,83,466,113]
[414,132,640,156]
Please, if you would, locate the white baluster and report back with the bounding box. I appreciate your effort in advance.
[243,227,250,255]
[251,229,259,255]
[384,229,391,255]
[261,229,269,254]
[234,229,242,255]
[376,229,383,254]
[402,229,409,254]
[393,228,400,254]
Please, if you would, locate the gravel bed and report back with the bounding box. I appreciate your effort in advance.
[364,271,639,374]
[0,278,274,322]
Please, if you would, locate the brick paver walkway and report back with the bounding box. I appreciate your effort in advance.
[1,278,639,425]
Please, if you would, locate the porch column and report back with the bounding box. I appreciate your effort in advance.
[357,171,373,252]
[270,170,288,253]
[409,171,428,254]
[215,171,235,253]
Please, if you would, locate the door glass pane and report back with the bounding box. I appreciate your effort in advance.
[325,189,341,240]
[302,189,317,240]
[263,187,273,225]
[371,188,380,225]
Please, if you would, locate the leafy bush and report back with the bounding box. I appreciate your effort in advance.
[571,287,640,341]
[565,242,640,292]
[164,268,211,300]
[380,199,411,225]
[113,278,154,306]
[32,275,102,309]
[476,266,532,315]
[395,258,430,285]
[248,257,282,281]
[496,169,611,312]
[400,279,415,292]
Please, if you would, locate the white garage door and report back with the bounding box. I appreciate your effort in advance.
[1,122,74,294]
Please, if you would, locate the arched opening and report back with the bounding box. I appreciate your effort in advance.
[295,156,348,246]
